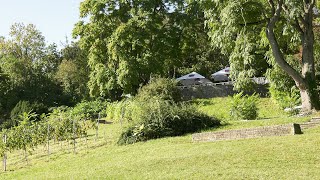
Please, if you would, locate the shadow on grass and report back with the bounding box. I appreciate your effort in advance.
[256,117,280,120]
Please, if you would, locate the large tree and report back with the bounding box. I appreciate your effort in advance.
[204,0,319,112]
[266,0,319,111]
[73,0,227,99]
[0,23,69,121]
[56,42,90,102]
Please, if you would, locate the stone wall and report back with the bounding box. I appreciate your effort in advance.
[179,84,268,100]
[192,123,302,142]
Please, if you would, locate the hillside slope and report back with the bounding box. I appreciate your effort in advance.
[2,98,320,179]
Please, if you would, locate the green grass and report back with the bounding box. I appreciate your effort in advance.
[1,97,320,179]
[194,97,310,131]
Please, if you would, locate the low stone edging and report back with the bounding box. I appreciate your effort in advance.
[192,123,302,142]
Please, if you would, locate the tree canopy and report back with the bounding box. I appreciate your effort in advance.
[73,0,227,99]
[204,0,320,111]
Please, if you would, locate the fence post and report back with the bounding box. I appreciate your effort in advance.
[96,113,100,142]
[120,107,124,128]
[47,121,50,157]
[3,134,7,172]
[73,118,77,154]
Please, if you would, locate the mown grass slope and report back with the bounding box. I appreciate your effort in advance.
[1,98,320,179]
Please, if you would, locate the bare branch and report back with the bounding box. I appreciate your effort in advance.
[304,0,315,13]
[268,0,275,16]
[268,0,283,29]
[294,18,304,34]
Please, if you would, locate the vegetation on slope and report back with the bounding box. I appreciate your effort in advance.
[1,97,319,179]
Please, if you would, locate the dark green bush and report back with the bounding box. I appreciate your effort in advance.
[117,98,220,145]
[8,101,48,127]
[230,92,259,120]
[135,78,182,103]
[10,101,33,121]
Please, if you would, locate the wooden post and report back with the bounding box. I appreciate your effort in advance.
[73,118,76,154]
[3,134,7,172]
[96,113,100,142]
[120,107,124,128]
[23,127,28,164]
[47,122,50,157]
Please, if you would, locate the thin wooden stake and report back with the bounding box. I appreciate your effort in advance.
[47,122,50,157]
[96,113,100,142]
[3,134,7,172]
[73,118,76,154]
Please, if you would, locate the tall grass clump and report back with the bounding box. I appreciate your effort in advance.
[117,98,220,145]
[230,92,259,120]
[113,78,220,145]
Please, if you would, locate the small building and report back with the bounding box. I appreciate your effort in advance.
[176,72,212,87]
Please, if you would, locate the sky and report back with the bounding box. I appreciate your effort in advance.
[0,0,83,47]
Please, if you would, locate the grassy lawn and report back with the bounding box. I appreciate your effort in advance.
[194,97,311,131]
[1,98,320,179]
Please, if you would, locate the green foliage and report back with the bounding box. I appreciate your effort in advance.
[0,23,77,125]
[8,101,48,128]
[117,97,220,145]
[72,99,109,120]
[0,106,95,158]
[230,92,259,120]
[57,42,89,102]
[269,86,300,115]
[106,98,141,124]
[204,0,319,110]
[204,0,269,91]
[9,101,34,127]
[136,78,182,103]
[266,55,301,109]
[74,0,227,98]
[107,77,220,145]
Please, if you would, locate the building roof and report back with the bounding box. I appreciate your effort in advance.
[176,72,205,80]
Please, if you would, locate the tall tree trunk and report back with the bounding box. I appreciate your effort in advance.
[266,0,319,112]
[299,2,320,111]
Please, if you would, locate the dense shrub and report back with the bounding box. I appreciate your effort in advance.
[72,99,109,120]
[107,77,182,122]
[117,98,220,145]
[10,101,33,124]
[269,86,300,115]
[230,92,259,120]
[8,101,48,127]
[135,78,182,103]
[106,99,140,123]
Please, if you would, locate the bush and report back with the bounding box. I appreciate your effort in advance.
[269,86,300,115]
[117,98,220,145]
[10,101,33,123]
[106,99,138,122]
[230,92,259,120]
[8,101,48,127]
[135,78,182,103]
[72,99,109,120]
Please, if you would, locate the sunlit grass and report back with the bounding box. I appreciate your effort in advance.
[194,97,311,132]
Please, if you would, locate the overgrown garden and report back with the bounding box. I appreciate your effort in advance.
[1,0,320,176]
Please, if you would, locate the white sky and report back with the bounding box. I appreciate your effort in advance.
[0,0,83,46]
